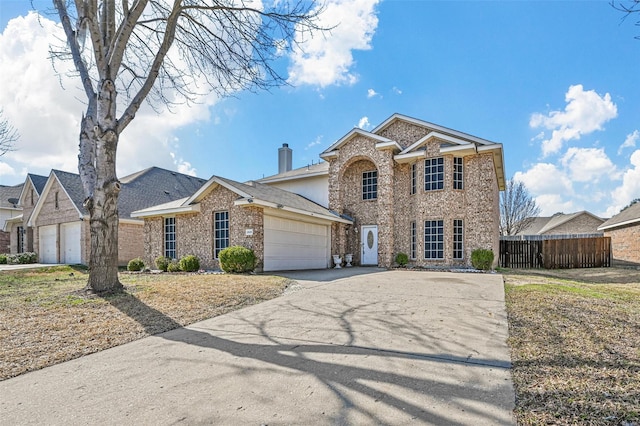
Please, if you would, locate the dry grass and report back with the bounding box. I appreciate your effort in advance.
[504,267,640,425]
[0,266,289,381]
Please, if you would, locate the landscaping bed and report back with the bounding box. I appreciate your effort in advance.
[0,266,289,380]
[504,267,640,425]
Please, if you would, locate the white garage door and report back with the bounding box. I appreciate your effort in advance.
[39,225,57,264]
[264,215,330,271]
[61,222,82,264]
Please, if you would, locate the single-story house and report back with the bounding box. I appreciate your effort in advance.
[136,113,505,270]
[3,173,48,254]
[598,202,640,265]
[513,211,605,238]
[132,176,351,271]
[9,167,206,265]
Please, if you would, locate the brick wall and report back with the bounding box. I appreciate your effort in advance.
[9,180,39,254]
[543,214,604,235]
[118,222,144,265]
[142,185,264,270]
[606,224,640,264]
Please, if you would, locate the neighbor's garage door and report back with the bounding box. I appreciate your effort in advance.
[61,222,82,264]
[39,225,57,264]
[263,215,330,271]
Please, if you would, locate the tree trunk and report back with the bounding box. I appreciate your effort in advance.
[82,79,123,293]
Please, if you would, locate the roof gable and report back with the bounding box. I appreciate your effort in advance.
[0,183,24,209]
[320,128,396,159]
[599,202,640,231]
[517,211,605,235]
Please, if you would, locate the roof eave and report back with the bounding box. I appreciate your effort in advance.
[598,217,640,231]
[235,198,352,224]
[131,204,201,218]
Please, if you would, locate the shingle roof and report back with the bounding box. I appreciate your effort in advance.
[599,202,640,230]
[28,173,48,195]
[50,167,207,220]
[0,183,24,208]
[258,161,329,183]
[516,211,604,235]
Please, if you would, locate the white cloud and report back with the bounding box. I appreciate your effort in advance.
[560,147,616,183]
[607,149,640,216]
[533,194,576,216]
[288,0,380,87]
[392,86,402,95]
[530,84,617,156]
[0,161,17,178]
[0,12,217,182]
[367,88,379,98]
[169,151,197,176]
[305,136,323,150]
[514,163,572,195]
[358,116,371,130]
[618,130,639,155]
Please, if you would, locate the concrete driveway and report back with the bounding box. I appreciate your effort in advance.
[0,269,514,425]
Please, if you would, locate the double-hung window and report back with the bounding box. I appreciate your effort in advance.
[425,157,444,191]
[410,163,416,195]
[164,217,176,259]
[362,170,378,200]
[453,157,464,190]
[424,220,444,259]
[410,221,417,260]
[214,211,229,259]
[453,219,464,259]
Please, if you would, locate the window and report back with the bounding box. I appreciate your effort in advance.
[17,226,24,253]
[214,211,229,259]
[410,163,416,195]
[410,221,417,260]
[454,157,464,190]
[54,191,59,209]
[453,219,464,259]
[164,217,176,259]
[30,189,34,206]
[362,170,378,200]
[424,157,444,191]
[424,220,444,259]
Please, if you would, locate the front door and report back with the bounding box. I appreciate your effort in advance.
[361,225,378,265]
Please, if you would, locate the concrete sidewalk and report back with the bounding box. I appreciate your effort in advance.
[0,269,515,425]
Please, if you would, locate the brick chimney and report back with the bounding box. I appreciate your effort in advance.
[278,143,292,174]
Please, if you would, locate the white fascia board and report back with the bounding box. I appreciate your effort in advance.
[321,128,394,155]
[235,198,352,224]
[598,217,640,231]
[131,204,201,218]
[372,113,497,146]
[400,131,473,155]
[394,151,426,164]
[439,144,478,156]
[319,151,338,160]
[120,218,144,225]
[187,176,251,204]
[375,141,402,152]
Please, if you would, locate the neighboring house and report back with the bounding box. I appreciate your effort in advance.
[598,202,640,265]
[513,211,605,238]
[132,176,351,271]
[3,174,48,254]
[22,167,205,265]
[0,183,24,253]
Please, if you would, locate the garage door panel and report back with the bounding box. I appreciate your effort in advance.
[39,225,57,264]
[263,215,329,271]
[61,222,81,264]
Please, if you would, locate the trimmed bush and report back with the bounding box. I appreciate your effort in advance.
[167,260,181,272]
[179,255,200,272]
[218,246,256,273]
[127,257,145,272]
[155,256,170,272]
[471,249,494,271]
[395,252,408,267]
[0,254,6,264]
[7,252,38,264]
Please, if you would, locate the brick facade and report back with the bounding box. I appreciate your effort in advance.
[8,180,39,254]
[327,121,500,268]
[142,185,265,270]
[605,224,640,265]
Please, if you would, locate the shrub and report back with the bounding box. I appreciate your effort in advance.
[471,249,494,271]
[167,260,181,272]
[127,257,145,272]
[7,252,38,264]
[218,246,256,273]
[0,254,6,264]
[179,255,200,272]
[155,256,170,272]
[395,252,409,267]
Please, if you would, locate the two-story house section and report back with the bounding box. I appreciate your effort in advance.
[320,113,505,268]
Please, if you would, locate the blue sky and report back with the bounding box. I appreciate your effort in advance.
[1,0,639,218]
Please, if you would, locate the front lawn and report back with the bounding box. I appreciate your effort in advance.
[0,266,289,380]
[504,268,640,425]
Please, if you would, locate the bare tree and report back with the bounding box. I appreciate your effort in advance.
[0,109,18,156]
[500,179,541,236]
[52,0,324,293]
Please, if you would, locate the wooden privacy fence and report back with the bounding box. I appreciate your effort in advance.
[500,237,611,269]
